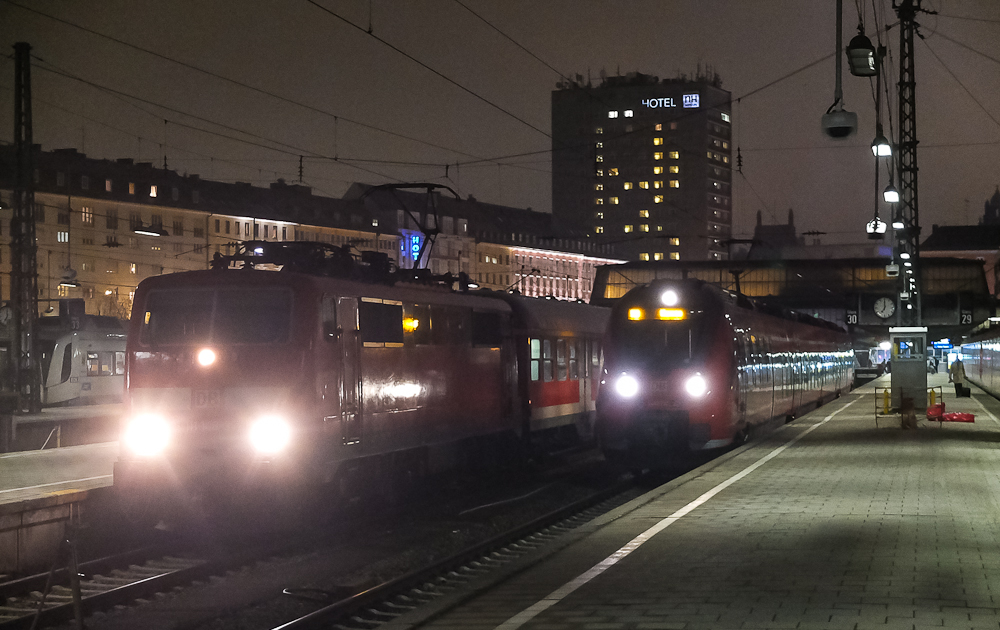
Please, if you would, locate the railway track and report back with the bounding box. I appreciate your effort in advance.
[269,478,639,630]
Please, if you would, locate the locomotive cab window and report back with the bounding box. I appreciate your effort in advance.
[141,288,291,345]
[472,311,505,347]
[404,304,432,345]
[359,298,404,347]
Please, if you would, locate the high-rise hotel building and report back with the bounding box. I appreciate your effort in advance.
[552,72,733,261]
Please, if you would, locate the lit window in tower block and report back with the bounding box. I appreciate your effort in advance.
[669,151,679,159]
[595,198,604,204]
[610,197,619,204]
[608,111,619,118]
[609,168,619,176]
[624,225,633,233]
[639,210,649,218]
[639,181,649,189]
[654,253,664,261]
[654,195,663,203]
[639,253,649,261]
[670,166,679,173]
[653,152,663,160]
[653,138,663,146]
[670,180,680,188]
[640,224,649,232]
[670,252,680,260]
[653,167,663,175]
[654,181,663,189]
[624,182,633,190]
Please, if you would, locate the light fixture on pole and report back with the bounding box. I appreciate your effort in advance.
[133,224,167,237]
[58,268,80,288]
[847,30,878,76]
[866,215,887,239]
[884,184,900,204]
[871,124,891,157]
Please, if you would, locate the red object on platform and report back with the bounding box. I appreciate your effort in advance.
[941,412,975,423]
[926,403,945,419]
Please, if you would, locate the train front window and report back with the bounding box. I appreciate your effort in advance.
[141,288,291,345]
[616,319,703,365]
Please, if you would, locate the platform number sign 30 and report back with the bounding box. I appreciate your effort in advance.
[961,309,973,325]
[846,310,858,325]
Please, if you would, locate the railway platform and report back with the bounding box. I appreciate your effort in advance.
[405,372,1000,630]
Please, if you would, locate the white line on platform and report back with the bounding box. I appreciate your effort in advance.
[0,475,113,495]
[493,396,861,630]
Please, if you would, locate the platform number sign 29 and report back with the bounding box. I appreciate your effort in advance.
[960,309,973,325]
[846,310,858,325]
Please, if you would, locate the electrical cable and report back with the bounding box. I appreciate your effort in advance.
[920,37,1000,131]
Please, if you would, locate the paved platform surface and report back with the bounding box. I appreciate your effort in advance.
[414,372,1000,630]
[0,442,116,506]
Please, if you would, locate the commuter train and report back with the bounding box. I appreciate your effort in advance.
[36,314,127,406]
[597,279,853,467]
[114,241,608,513]
[960,331,1000,398]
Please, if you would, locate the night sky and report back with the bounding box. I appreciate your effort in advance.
[3,0,998,246]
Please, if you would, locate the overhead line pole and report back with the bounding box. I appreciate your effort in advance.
[10,42,41,412]
[895,0,921,325]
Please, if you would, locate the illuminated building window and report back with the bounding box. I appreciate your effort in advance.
[595,127,603,134]
[609,197,619,204]
[723,156,730,163]
[624,225,634,233]
[670,166,680,174]
[653,137,663,146]
[105,179,112,192]
[624,110,634,117]
[639,253,649,261]
[595,226,604,234]
[596,155,603,162]
[595,183,603,191]
[653,152,663,160]
[81,207,93,224]
[654,253,664,261]
[596,169,604,176]
[57,231,68,243]
[670,238,680,246]
[707,151,713,158]
[609,168,619,176]
[149,185,157,198]
[722,113,731,123]
[596,212,604,219]
[595,198,604,204]
[670,180,680,188]
[608,111,618,118]
[58,285,70,297]
[670,252,680,260]
[130,263,137,274]
[654,181,663,189]
[670,122,678,130]
[655,124,662,131]
[714,139,721,147]
[595,142,603,148]
[722,141,729,149]
[669,151,679,159]
[654,195,664,203]
[639,210,649,218]
[624,182,633,190]
[639,181,649,189]
[653,167,663,175]
[640,224,649,232]
[128,182,135,195]
[657,225,663,231]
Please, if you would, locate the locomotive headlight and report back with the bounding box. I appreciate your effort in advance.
[660,289,679,306]
[249,415,292,454]
[123,413,171,457]
[685,374,708,397]
[197,348,217,367]
[614,374,640,398]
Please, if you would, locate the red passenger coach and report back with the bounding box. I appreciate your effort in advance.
[114,242,608,512]
[597,280,853,467]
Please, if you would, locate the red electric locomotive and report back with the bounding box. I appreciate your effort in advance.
[114,241,607,514]
[597,279,853,467]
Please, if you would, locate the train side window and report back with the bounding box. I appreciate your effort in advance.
[431,306,472,346]
[60,344,73,383]
[86,352,99,377]
[582,341,589,378]
[543,339,554,382]
[115,351,125,375]
[530,338,541,381]
[556,339,568,381]
[322,296,337,341]
[472,311,505,347]
[359,298,404,347]
[405,304,432,345]
[569,341,579,380]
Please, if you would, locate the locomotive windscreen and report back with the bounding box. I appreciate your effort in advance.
[613,318,707,366]
[140,288,292,345]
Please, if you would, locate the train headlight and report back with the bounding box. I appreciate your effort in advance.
[614,374,640,398]
[661,290,679,306]
[249,415,292,455]
[197,348,217,367]
[685,374,708,397]
[123,413,171,457]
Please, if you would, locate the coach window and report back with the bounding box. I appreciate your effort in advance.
[60,344,73,383]
[569,341,579,380]
[359,298,404,347]
[543,339,554,382]
[530,339,542,381]
[556,339,568,381]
